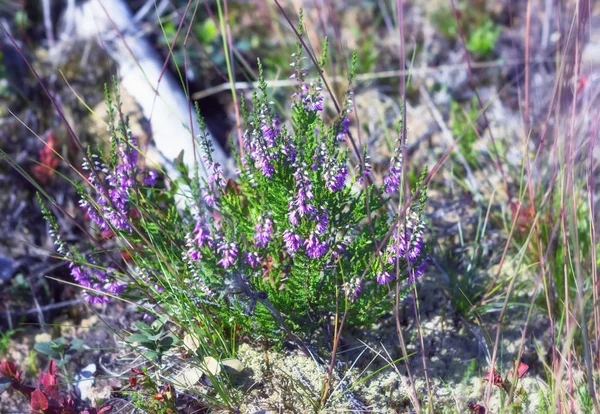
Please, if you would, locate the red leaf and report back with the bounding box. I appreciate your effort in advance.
[467,401,486,414]
[0,361,21,382]
[30,389,49,411]
[517,362,529,379]
[97,405,113,414]
[484,368,504,387]
[47,360,56,377]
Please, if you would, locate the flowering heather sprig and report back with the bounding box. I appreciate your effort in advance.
[355,150,372,185]
[254,216,273,248]
[283,230,302,255]
[383,141,404,194]
[143,170,158,187]
[320,142,348,192]
[217,241,238,269]
[304,232,328,259]
[408,261,428,285]
[315,209,329,234]
[79,133,139,233]
[292,82,324,112]
[244,252,261,268]
[243,128,276,179]
[290,164,315,221]
[376,270,394,285]
[40,195,125,304]
[336,90,353,142]
[386,210,425,265]
[342,277,361,302]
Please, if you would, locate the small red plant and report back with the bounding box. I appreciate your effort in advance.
[32,132,61,184]
[0,359,111,414]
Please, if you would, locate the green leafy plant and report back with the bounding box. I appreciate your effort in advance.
[126,316,178,363]
[33,337,84,368]
[466,19,501,57]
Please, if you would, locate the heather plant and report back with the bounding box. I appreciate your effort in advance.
[182,47,429,338]
[31,18,429,410]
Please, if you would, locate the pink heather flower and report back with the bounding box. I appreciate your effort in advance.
[292,165,315,217]
[304,232,328,259]
[254,217,273,248]
[217,241,238,269]
[283,230,302,255]
[376,271,394,285]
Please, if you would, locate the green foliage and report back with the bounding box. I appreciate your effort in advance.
[33,336,83,368]
[450,97,479,169]
[0,329,20,357]
[466,19,501,57]
[126,316,178,363]
[432,2,500,57]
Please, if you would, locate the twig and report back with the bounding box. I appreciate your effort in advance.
[191,58,547,100]
[0,299,83,318]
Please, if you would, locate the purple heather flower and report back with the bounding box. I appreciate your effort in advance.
[208,162,227,190]
[243,128,276,179]
[325,165,348,192]
[290,165,315,221]
[409,261,427,285]
[83,291,110,304]
[244,252,261,268]
[217,241,238,269]
[336,115,351,142]
[387,229,409,264]
[283,230,302,255]
[315,210,329,235]
[103,281,127,295]
[70,264,91,287]
[304,232,328,259]
[80,136,139,233]
[383,150,403,194]
[376,271,394,285]
[188,248,202,261]
[193,221,213,248]
[144,170,158,186]
[387,212,425,264]
[342,277,361,302]
[202,191,216,207]
[259,110,280,147]
[355,160,372,185]
[254,217,273,248]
